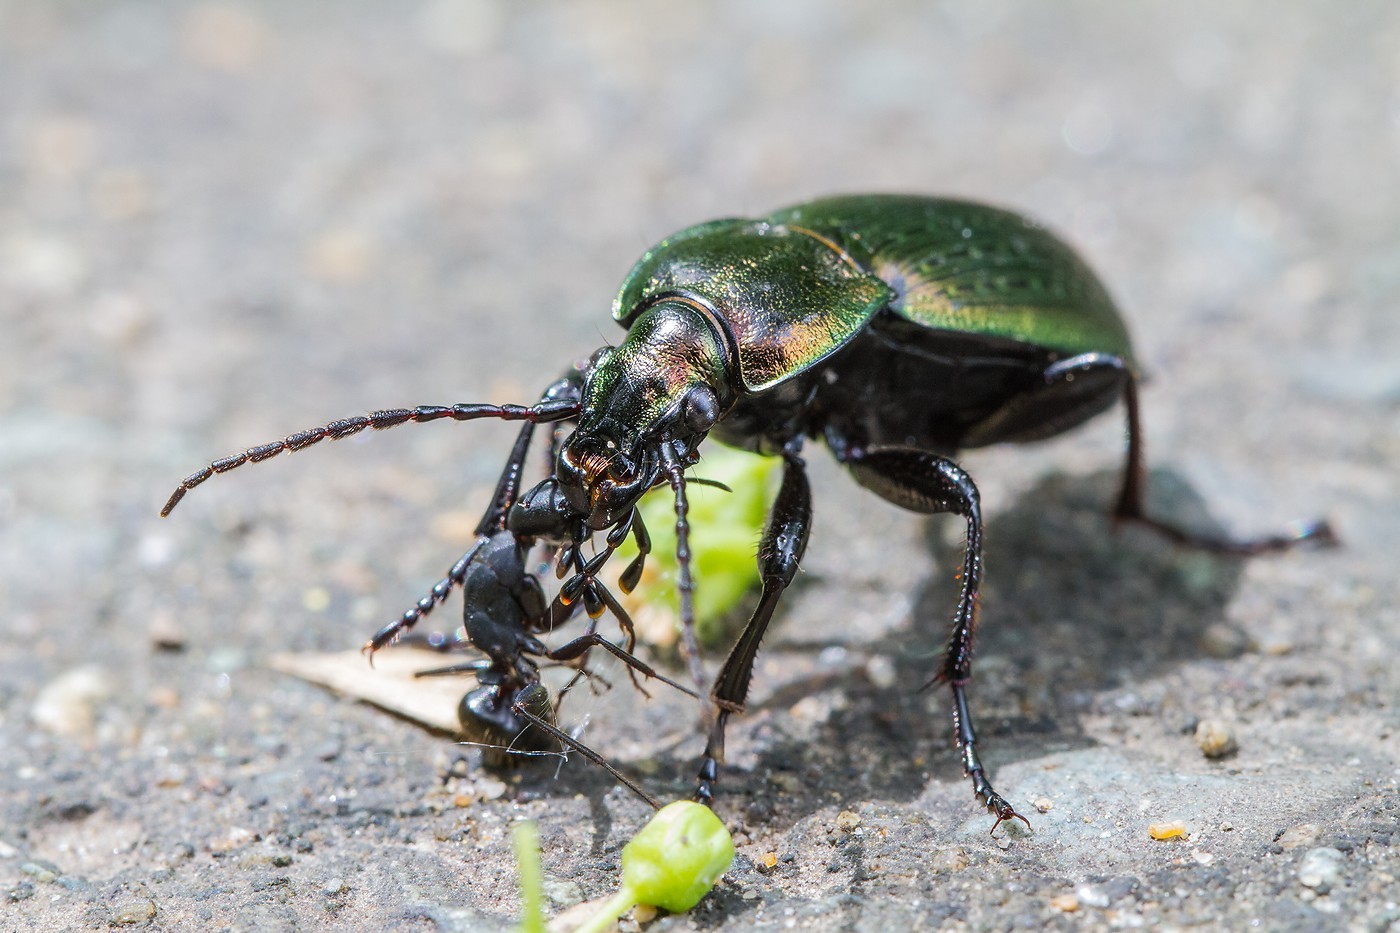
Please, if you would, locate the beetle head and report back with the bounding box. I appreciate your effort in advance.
[555,300,733,529]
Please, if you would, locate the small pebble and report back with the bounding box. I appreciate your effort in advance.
[1194,719,1238,759]
[31,665,113,737]
[57,875,93,894]
[1075,883,1111,908]
[321,878,346,897]
[301,586,332,612]
[1034,797,1054,813]
[205,648,248,673]
[20,861,59,883]
[1198,623,1250,659]
[209,826,256,853]
[1148,821,1187,840]
[148,687,180,709]
[1277,823,1323,850]
[864,655,897,690]
[147,611,185,650]
[542,878,584,909]
[111,897,157,924]
[836,810,862,832]
[930,847,969,872]
[1298,846,1345,893]
[1050,893,1078,912]
[475,777,508,801]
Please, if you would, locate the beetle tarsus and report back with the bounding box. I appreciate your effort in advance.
[986,795,1032,836]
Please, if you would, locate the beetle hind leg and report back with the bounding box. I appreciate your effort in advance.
[1114,375,1338,554]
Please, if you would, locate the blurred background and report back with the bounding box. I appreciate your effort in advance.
[3,2,1397,929]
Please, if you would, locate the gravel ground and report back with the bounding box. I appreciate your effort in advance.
[3,2,1398,930]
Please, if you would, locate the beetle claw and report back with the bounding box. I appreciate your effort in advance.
[986,796,1032,836]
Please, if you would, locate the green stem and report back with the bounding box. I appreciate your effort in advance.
[513,822,545,933]
[573,887,637,933]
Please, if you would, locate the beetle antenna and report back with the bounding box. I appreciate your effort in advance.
[160,399,581,516]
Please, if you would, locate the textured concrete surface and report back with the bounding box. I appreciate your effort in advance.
[3,2,1398,930]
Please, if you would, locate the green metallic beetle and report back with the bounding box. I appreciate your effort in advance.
[516,193,1333,829]
[164,194,1333,830]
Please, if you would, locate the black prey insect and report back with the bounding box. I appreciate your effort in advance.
[163,194,1335,831]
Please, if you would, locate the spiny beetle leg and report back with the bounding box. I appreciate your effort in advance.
[1112,370,1338,554]
[695,452,811,805]
[543,544,658,693]
[844,445,1028,831]
[588,573,641,658]
[954,684,1031,835]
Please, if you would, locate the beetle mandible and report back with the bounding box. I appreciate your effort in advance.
[164,194,1334,831]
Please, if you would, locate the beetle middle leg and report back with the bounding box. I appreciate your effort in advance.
[846,446,1029,833]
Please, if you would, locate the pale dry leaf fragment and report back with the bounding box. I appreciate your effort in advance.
[268,647,465,734]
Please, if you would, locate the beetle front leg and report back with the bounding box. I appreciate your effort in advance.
[695,452,811,805]
[846,447,1029,833]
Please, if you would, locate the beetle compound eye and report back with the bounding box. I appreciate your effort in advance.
[682,386,719,433]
